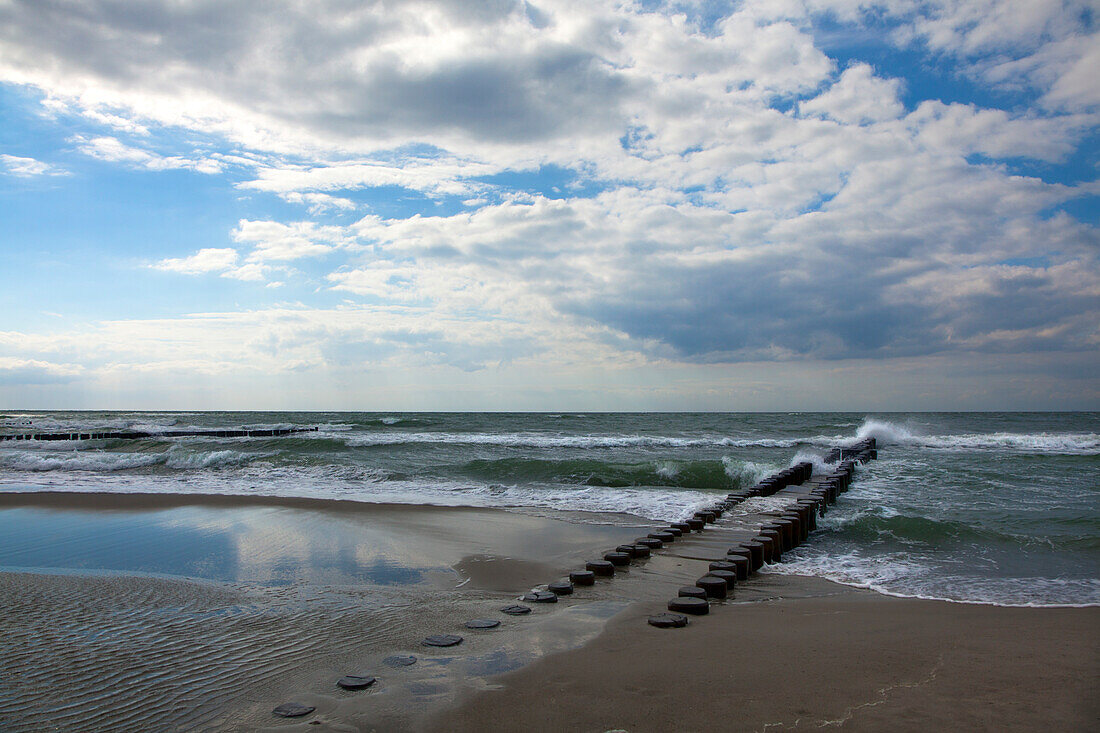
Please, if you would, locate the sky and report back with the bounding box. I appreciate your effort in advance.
[0,0,1097,411]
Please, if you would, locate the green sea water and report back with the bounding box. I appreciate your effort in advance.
[1,411,1096,605]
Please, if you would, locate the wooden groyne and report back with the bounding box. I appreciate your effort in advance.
[825,441,877,463]
[0,427,318,442]
[520,434,879,619]
[573,436,877,621]
[267,436,879,719]
[655,436,878,618]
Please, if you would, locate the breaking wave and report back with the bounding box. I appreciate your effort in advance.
[846,418,1098,455]
[764,551,1100,607]
[0,448,268,472]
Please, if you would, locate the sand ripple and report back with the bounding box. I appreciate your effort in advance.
[0,572,420,732]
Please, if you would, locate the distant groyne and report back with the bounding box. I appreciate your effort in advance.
[0,427,318,442]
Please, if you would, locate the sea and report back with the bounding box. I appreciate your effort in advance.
[1,411,1096,607]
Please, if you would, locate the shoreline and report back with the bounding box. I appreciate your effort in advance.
[3,491,1096,606]
[0,488,623,514]
[758,566,1100,610]
[0,489,667,530]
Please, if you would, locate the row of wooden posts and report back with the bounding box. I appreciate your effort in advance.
[0,427,318,442]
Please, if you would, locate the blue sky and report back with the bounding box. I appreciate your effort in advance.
[0,0,1097,410]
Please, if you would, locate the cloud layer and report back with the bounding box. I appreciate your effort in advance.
[0,0,1096,407]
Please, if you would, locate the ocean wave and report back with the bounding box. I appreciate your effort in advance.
[917,432,1099,454]
[358,417,435,428]
[788,448,831,475]
[344,431,799,449]
[842,418,1099,455]
[0,415,183,434]
[0,447,268,472]
[762,550,1100,607]
[853,418,921,445]
[459,456,762,489]
[817,510,1019,547]
[163,450,267,469]
[722,457,776,486]
[0,417,338,439]
[0,451,164,472]
[0,481,715,523]
[429,483,714,522]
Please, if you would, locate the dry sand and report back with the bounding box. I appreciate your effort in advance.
[436,575,1099,733]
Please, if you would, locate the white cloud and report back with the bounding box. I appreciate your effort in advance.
[232,219,350,262]
[328,264,421,301]
[147,221,348,284]
[0,153,68,176]
[239,158,495,199]
[332,168,1098,362]
[71,135,223,174]
[800,63,904,125]
[908,101,1094,162]
[79,107,151,136]
[1040,33,1100,110]
[817,0,1100,112]
[278,192,357,214]
[0,0,1096,407]
[1,316,1095,410]
[0,357,83,384]
[152,248,240,275]
[0,304,577,377]
[221,262,268,282]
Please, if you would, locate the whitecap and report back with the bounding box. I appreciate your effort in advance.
[0,450,162,472]
[721,457,776,486]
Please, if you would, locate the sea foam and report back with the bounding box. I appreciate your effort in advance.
[0,447,267,472]
[841,418,1099,455]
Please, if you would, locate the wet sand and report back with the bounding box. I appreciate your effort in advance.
[0,492,648,732]
[1,491,1096,732]
[0,491,648,588]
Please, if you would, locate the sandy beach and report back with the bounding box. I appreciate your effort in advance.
[1,489,1095,732]
[439,576,1099,733]
[3,0,1098,715]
